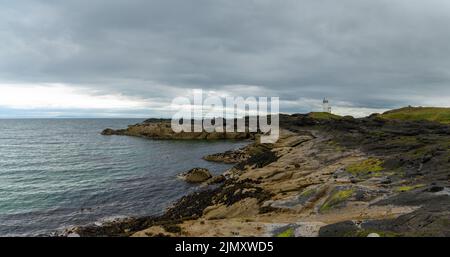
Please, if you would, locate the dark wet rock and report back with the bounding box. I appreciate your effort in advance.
[258,206,281,214]
[204,175,226,185]
[424,185,444,193]
[358,203,450,237]
[354,190,366,201]
[178,168,212,183]
[379,177,392,185]
[364,188,450,236]
[234,145,278,170]
[162,224,182,234]
[203,149,250,164]
[165,179,271,221]
[319,220,402,237]
[213,179,272,207]
[421,154,433,163]
[374,188,448,207]
[318,221,358,237]
[101,128,114,135]
[101,128,125,136]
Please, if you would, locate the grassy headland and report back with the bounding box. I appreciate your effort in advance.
[380,106,450,124]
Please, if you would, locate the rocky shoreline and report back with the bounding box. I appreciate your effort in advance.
[65,113,450,237]
[101,118,257,140]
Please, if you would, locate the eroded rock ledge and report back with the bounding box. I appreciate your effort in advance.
[102,118,256,140]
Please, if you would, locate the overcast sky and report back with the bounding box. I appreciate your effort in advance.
[1,0,450,118]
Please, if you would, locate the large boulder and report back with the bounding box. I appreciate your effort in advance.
[178,168,212,183]
[101,128,115,135]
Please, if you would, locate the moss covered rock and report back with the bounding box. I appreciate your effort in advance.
[345,158,384,177]
[319,188,354,213]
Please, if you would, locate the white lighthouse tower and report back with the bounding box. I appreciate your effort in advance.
[323,98,331,113]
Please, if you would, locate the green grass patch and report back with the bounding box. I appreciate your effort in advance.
[299,188,315,197]
[381,107,450,124]
[308,112,342,120]
[395,184,426,192]
[320,189,354,213]
[276,227,295,237]
[345,158,384,176]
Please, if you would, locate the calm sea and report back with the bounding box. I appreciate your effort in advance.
[0,119,248,236]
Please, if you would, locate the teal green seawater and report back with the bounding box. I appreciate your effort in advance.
[0,119,247,236]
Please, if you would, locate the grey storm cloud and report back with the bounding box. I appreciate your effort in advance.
[1,0,450,116]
